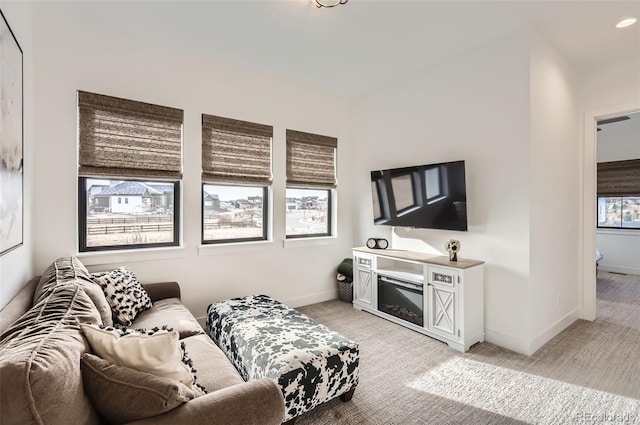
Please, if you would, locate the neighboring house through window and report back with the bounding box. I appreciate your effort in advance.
[77,91,183,251]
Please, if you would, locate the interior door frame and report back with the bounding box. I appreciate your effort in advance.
[580,102,640,320]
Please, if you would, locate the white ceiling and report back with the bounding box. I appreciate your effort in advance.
[70,0,640,99]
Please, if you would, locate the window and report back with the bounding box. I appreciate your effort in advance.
[202,184,267,243]
[286,129,337,238]
[201,114,272,244]
[598,197,640,229]
[286,188,331,237]
[78,91,183,251]
[80,178,179,249]
[597,159,640,230]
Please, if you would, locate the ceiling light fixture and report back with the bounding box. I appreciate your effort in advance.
[616,17,637,28]
[313,0,348,8]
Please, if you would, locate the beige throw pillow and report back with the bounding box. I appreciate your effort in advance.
[81,324,194,388]
[80,353,195,424]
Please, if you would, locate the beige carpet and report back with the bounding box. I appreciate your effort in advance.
[295,271,640,425]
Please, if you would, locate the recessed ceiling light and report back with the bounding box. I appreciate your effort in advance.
[616,18,637,28]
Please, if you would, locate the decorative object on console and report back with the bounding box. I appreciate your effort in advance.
[366,237,389,249]
[445,239,461,261]
[313,0,348,8]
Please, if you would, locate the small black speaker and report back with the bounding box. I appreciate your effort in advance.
[366,238,389,249]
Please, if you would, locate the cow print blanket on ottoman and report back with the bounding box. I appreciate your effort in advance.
[206,295,359,424]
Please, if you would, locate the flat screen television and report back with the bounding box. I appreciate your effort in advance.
[370,160,467,231]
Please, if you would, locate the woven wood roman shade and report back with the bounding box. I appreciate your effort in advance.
[78,91,183,180]
[202,114,273,186]
[597,159,640,196]
[286,129,337,188]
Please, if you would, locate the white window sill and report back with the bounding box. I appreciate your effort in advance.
[596,229,640,237]
[198,240,276,256]
[283,236,338,248]
[77,246,188,266]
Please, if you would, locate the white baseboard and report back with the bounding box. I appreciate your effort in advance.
[599,265,640,276]
[484,329,532,355]
[528,308,579,355]
[195,316,206,329]
[283,290,338,309]
[486,308,579,356]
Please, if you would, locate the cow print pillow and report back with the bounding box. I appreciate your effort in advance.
[91,267,153,326]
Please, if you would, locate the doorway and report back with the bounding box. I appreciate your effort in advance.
[581,104,640,321]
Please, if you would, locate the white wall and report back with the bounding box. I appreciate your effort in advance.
[0,1,34,309]
[31,2,355,320]
[595,113,640,275]
[354,32,535,353]
[528,35,580,348]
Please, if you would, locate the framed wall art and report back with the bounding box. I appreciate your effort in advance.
[0,9,23,256]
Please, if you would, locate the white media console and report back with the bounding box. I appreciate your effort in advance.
[352,247,484,352]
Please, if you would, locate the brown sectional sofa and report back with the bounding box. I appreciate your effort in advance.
[0,257,286,425]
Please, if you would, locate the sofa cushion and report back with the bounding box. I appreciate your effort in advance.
[91,267,153,326]
[34,256,113,326]
[80,353,195,424]
[181,334,244,393]
[81,324,196,389]
[132,298,204,339]
[0,285,101,425]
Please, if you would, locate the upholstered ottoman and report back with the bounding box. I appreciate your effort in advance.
[206,295,359,424]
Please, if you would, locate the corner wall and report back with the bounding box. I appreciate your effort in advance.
[528,35,580,350]
[0,1,34,309]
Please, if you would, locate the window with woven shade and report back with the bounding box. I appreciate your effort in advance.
[597,159,640,229]
[201,114,273,244]
[77,91,183,252]
[286,129,337,238]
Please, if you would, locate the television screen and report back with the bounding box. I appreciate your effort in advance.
[370,160,467,231]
